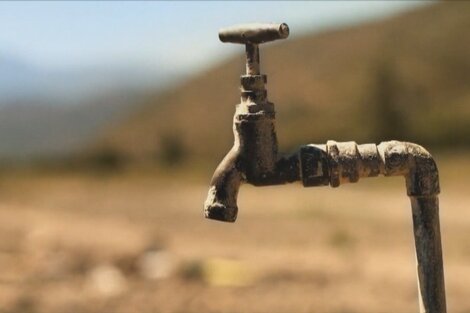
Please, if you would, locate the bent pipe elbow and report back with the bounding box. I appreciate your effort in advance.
[377,141,440,197]
[378,142,445,313]
[204,146,243,222]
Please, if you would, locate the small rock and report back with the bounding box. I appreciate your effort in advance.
[138,250,173,280]
[86,264,126,297]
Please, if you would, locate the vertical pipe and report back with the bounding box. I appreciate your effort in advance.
[410,196,446,313]
[245,43,260,75]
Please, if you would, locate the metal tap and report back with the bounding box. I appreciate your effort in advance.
[204,23,446,313]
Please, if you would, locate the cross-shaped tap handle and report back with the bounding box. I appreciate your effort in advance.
[219,23,289,75]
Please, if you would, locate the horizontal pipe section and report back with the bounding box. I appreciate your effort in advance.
[300,140,440,196]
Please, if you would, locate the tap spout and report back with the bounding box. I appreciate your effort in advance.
[204,146,243,222]
[204,142,301,223]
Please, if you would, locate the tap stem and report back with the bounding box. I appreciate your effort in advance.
[245,43,260,75]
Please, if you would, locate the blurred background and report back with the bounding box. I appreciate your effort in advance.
[0,1,469,312]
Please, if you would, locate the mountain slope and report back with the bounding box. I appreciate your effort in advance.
[91,3,470,165]
[0,93,140,160]
[0,54,183,160]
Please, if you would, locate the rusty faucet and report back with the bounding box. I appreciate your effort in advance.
[204,23,446,313]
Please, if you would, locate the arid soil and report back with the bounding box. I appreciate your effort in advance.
[0,156,469,313]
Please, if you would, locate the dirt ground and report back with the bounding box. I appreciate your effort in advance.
[0,154,469,313]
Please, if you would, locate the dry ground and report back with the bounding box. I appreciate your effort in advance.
[0,154,469,313]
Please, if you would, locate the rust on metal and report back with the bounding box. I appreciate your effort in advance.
[204,22,447,313]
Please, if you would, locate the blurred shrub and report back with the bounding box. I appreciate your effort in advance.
[85,148,127,171]
[157,133,187,166]
[178,259,205,281]
[368,57,408,143]
[92,149,124,169]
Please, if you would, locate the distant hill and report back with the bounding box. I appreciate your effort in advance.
[0,55,181,160]
[90,3,470,166]
[0,93,139,160]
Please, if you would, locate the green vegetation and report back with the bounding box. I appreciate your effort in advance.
[157,133,187,166]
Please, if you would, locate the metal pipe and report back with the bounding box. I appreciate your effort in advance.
[411,196,446,313]
[245,44,260,75]
[205,22,447,313]
[306,141,446,313]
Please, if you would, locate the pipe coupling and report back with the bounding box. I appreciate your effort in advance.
[300,140,440,197]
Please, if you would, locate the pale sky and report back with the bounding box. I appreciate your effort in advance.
[0,1,430,75]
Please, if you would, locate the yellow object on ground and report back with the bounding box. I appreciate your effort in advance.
[202,258,253,287]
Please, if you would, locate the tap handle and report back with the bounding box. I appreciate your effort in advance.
[219,23,289,76]
[219,23,289,44]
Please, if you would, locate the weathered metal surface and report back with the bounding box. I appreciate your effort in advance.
[219,23,289,44]
[245,44,260,75]
[204,22,447,313]
[411,196,446,313]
